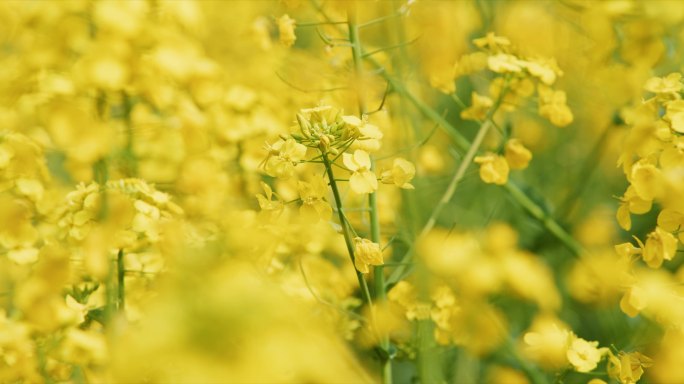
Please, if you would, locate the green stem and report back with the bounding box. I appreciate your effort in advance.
[117,248,125,311]
[503,182,585,256]
[321,150,373,308]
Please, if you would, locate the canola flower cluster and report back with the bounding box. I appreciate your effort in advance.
[2,1,684,383]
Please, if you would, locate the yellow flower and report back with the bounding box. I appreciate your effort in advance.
[474,153,509,185]
[343,115,383,153]
[619,285,647,318]
[256,182,283,213]
[630,159,664,201]
[644,72,682,96]
[566,337,604,373]
[460,92,493,121]
[617,186,652,231]
[608,351,653,384]
[473,32,511,51]
[343,150,378,194]
[353,237,383,273]
[297,177,332,222]
[381,158,415,189]
[665,99,684,133]
[538,86,573,127]
[504,139,532,170]
[520,58,561,85]
[642,226,678,268]
[487,53,523,73]
[278,14,296,47]
[522,316,573,371]
[264,138,307,179]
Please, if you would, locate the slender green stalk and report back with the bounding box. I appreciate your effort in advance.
[117,248,125,311]
[348,8,392,382]
[504,182,585,256]
[321,150,373,307]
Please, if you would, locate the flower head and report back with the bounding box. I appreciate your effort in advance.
[343,150,378,194]
[353,237,383,273]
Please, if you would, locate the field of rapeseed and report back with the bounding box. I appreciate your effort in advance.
[1,1,684,383]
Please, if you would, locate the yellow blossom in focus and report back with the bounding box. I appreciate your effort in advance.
[474,153,509,185]
[504,139,532,170]
[264,138,307,179]
[617,186,653,230]
[278,14,296,47]
[642,226,678,268]
[381,158,415,189]
[608,351,653,384]
[343,150,378,194]
[343,115,383,153]
[353,237,383,273]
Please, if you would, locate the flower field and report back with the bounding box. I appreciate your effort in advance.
[2,1,684,383]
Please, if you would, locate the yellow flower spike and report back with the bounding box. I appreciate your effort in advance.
[504,139,533,170]
[381,158,416,189]
[642,227,678,268]
[278,14,297,47]
[474,153,509,185]
[460,92,493,121]
[342,149,378,194]
[566,337,603,373]
[353,237,383,274]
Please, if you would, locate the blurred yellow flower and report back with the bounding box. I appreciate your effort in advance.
[504,139,532,170]
[278,14,296,47]
[460,92,493,121]
[381,158,415,189]
[566,337,604,373]
[474,153,509,185]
